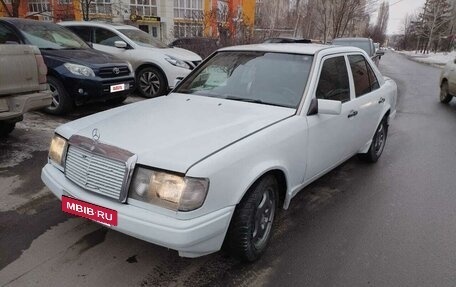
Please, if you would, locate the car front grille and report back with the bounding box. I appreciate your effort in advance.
[65,145,126,200]
[98,66,130,78]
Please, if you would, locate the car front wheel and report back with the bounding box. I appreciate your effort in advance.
[224,174,279,262]
[137,67,167,98]
[358,118,388,163]
[440,81,452,104]
[44,76,74,115]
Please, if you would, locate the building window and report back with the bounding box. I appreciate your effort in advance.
[28,0,51,13]
[130,0,157,16]
[174,22,202,38]
[4,0,11,4]
[89,0,111,15]
[58,0,71,4]
[174,0,202,20]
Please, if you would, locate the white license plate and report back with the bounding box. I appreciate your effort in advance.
[110,83,127,93]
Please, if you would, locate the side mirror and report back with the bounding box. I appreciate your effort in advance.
[454,58,456,64]
[376,50,385,56]
[317,99,342,115]
[114,41,128,49]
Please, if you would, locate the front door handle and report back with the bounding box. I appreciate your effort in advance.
[348,110,358,118]
[378,97,385,104]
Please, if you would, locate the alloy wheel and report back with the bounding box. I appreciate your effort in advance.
[252,186,276,250]
[139,71,160,97]
[48,83,60,110]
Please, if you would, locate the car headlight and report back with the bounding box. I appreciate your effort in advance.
[129,167,209,211]
[63,63,95,77]
[165,55,190,69]
[49,134,68,168]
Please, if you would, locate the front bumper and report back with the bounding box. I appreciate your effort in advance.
[60,74,135,106]
[41,163,234,258]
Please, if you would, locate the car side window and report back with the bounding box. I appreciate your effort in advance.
[349,54,379,97]
[316,56,350,102]
[0,23,21,44]
[94,28,122,47]
[67,26,92,43]
[366,61,380,91]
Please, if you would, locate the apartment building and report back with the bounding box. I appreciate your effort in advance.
[1,0,255,42]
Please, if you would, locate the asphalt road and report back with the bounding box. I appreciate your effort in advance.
[1,51,455,286]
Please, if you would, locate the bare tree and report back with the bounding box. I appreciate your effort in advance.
[0,0,19,17]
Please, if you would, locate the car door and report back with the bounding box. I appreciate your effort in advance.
[305,54,360,182]
[347,54,384,149]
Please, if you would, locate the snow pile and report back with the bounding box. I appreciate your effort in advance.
[397,50,456,67]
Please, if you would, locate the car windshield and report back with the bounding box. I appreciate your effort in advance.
[176,51,314,109]
[118,29,167,48]
[17,22,89,50]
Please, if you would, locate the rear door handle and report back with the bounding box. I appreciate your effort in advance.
[348,110,358,118]
[378,97,385,104]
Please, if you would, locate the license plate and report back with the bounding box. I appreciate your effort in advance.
[62,196,118,226]
[110,83,126,93]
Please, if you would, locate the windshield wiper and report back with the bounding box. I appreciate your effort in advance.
[224,95,283,107]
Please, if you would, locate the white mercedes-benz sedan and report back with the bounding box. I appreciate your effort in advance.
[42,44,397,262]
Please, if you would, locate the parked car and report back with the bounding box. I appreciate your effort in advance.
[332,37,384,65]
[0,18,135,115]
[42,44,397,262]
[440,56,456,103]
[169,37,219,59]
[263,37,312,44]
[0,44,52,136]
[61,21,202,98]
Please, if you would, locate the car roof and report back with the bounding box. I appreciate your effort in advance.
[1,17,55,26]
[332,37,371,42]
[218,43,363,56]
[60,21,140,30]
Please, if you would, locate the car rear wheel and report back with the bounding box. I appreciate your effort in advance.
[224,174,278,262]
[440,81,452,104]
[358,118,388,163]
[137,67,167,98]
[44,76,74,115]
[0,122,15,137]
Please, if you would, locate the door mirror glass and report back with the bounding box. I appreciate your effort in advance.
[318,99,342,115]
[114,40,127,49]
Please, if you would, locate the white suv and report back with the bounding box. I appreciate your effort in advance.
[61,21,202,98]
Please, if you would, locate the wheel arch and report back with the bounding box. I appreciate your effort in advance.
[237,167,289,210]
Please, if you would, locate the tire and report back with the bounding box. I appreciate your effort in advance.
[136,67,167,98]
[224,174,279,262]
[44,76,74,115]
[0,121,15,137]
[107,95,128,105]
[358,118,388,163]
[440,81,452,104]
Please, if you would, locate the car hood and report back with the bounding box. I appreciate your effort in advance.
[40,48,127,67]
[136,46,202,61]
[57,93,295,173]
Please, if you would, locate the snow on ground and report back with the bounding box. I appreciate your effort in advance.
[397,50,456,68]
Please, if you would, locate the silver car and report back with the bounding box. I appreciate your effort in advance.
[440,56,456,103]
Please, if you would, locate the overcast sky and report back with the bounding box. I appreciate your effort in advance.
[372,0,426,35]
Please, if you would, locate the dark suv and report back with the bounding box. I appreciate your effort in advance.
[0,18,135,115]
